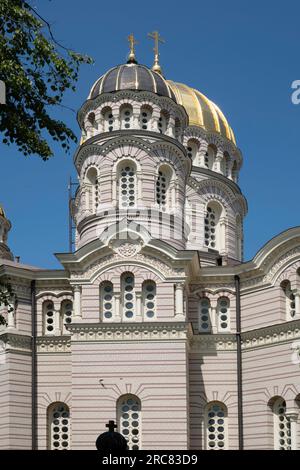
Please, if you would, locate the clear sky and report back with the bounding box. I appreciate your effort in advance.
[1,0,300,268]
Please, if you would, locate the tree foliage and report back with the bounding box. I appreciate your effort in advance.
[0,279,15,326]
[0,0,92,159]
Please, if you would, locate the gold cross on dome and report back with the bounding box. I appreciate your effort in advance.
[127,33,138,63]
[148,31,165,74]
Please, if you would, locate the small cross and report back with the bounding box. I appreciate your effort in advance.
[128,33,138,55]
[148,31,165,57]
[106,420,117,433]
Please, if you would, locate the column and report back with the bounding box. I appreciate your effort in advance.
[112,108,120,130]
[166,116,175,138]
[54,308,61,335]
[214,152,223,174]
[286,412,298,450]
[175,283,185,318]
[294,291,300,318]
[132,112,140,129]
[211,300,218,333]
[219,216,227,255]
[73,285,82,320]
[6,304,15,330]
[114,293,121,322]
[136,293,142,322]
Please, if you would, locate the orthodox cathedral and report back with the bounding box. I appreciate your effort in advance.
[1,34,300,451]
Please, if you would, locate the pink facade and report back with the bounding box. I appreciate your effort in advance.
[1,59,300,450]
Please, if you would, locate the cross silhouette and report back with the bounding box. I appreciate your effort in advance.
[106,420,117,433]
[148,31,165,57]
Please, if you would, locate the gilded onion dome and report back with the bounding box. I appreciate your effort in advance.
[88,63,176,101]
[0,205,6,218]
[168,81,236,144]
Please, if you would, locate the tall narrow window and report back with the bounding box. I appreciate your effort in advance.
[204,203,222,250]
[44,301,55,335]
[122,273,135,320]
[61,300,73,334]
[118,163,136,208]
[187,140,199,164]
[217,297,230,331]
[199,298,212,333]
[143,281,156,319]
[204,145,216,170]
[281,281,295,320]
[48,402,70,450]
[102,107,114,132]
[158,111,169,133]
[120,105,133,129]
[273,398,291,450]
[101,281,114,320]
[117,395,141,450]
[156,165,172,210]
[139,107,152,130]
[205,402,227,450]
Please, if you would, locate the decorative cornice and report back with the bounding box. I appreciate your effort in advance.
[241,319,300,350]
[37,335,71,353]
[0,332,31,352]
[74,132,189,176]
[190,320,300,352]
[77,89,188,129]
[188,175,248,217]
[190,333,237,352]
[70,251,185,282]
[68,321,192,343]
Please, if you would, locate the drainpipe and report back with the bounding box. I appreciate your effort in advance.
[234,275,244,450]
[31,280,37,450]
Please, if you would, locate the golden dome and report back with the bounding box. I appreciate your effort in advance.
[0,205,6,218]
[168,81,236,145]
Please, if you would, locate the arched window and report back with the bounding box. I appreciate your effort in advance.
[204,145,216,170]
[217,297,230,331]
[158,110,169,133]
[118,162,136,208]
[101,107,114,132]
[44,300,55,335]
[48,402,70,450]
[121,273,135,320]
[273,398,291,450]
[61,300,73,334]
[139,106,152,130]
[281,281,295,320]
[187,139,199,164]
[85,167,98,213]
[199,298,212,333]
[100,281,114,320]
[120,105,133,130]
[143,281,156,319]
[204,202,222,250]
[156,165,172,210]
[205,402,228,450]
[117,395,141,450]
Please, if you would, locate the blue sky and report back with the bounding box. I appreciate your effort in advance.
[1,0,300,268]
